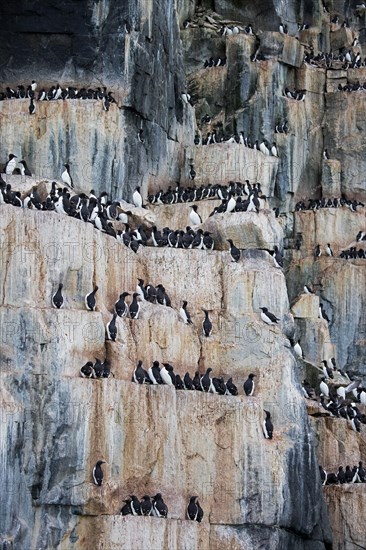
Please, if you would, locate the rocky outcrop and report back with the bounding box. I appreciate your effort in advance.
[1,0,365,548]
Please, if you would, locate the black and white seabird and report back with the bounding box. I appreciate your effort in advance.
[80,361,95,378]
[106,313,118,341]
[129,293,140,319]
[61,164,74,189]
[227,239,240,262]
[141,495,153,516]
[270,246,283,268]
[290,339,303,358]
[263,410,273,439]
[183,372,194,390]
[93,358,104,378]
[92,460,106,486]
[161,363,176,386]
[132,186,144,208]
[121,498,132,515]
[189,205,202,226]
[52,283,64,309]
[133,360,148,384]
[260,307,279,325]
[136,279,146,300]
[226,377,238,396]
[200,368,213,392]
[4,154,17,175]
[189,164,196,180]
[202,309,212,336]
[153,493,168,518]
[243,373,256,396]
[147,361,163,385]
[187,496,204,521]
[85,286,98,311]
[319,377,330,397]
[325,243,333,256]
[29,97,36,115]
[114,292,130,317]
[19,160,32,176]
[271,143,278,157]
[130,495,142,516]
[319,465,327,485]
[179,300,193,324]
[319,303,330,322]
[315,244,322,257]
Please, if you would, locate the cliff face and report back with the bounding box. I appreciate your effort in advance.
[0,0,365,549]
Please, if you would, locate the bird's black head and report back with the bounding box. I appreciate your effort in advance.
[153,361,160,367]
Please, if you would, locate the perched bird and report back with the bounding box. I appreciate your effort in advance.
[189,164,196,180]
[271,143,278,157]
[200,368,213,392]
[270,246,283,268]
[92,460,106,486]
[202,309,212,336]
[263,410,273,439]
[129,293,140,319]
[189,205,202,226]
[80,361,95,378]
[115,292,130,317]
[160,363,176,386]
[260,307,279,325]
[121,498,133,515]
[290,339,303,358]
[243,373,256,396]
[52,283,64,309]
[147,361,163,385]
[133,360,148,384]
[187,496,204,522]
[19,160,32,177]
[179,301,193,324]
[29,98,36,115]
[325,243,333,256]
[61,164,74,189]
[153,493,168,518]
[319,303,330,322]
[132,186,144,208]
[130,495,142,516]
[319,377,330,398]
[140,495,153,516]
[319,465,327,486]
[106,313,118,341]
[226,377,238,396]
[315,245,322,258]
[227,239,240,262]
[4,154,17,175]
[85,286,98,311]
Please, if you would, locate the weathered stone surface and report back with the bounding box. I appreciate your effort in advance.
[330,28,354,51]
[324,93,366,200]
[1,1,365,548]
[260,33,304,68]
[321,159,341,198]
[291,293,319,320]
[294,208,365,253]
[0,203,331,548]
[185,142,279,194]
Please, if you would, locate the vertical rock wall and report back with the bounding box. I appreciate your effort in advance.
[0,0,365,548]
